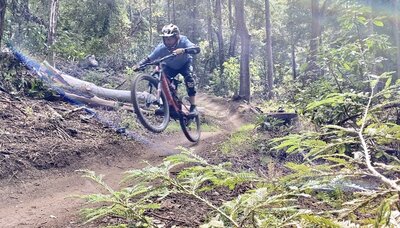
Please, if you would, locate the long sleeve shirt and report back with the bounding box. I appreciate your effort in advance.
[148,35,200,70]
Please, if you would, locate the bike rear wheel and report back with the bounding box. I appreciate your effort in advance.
[179,97,201,142]
[131,74,170,133]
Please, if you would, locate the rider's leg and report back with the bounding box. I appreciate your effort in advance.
[180,61,198,115]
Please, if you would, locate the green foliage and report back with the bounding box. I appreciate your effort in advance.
[207,187,310,227]
[54,32,87,60]
[76,170,156,226]
[301,215,340,228]
[374,199,391,227]
[210,57,240,96]
[199,122,219,132]
[164,120,181,133]
[77,148,259,227]
[269,73,400,226]
[0,54,56,98]
[220,124,255,154]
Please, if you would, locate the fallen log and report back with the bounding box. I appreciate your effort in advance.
[64,92,132,111]
[7,47,139,110]
[43,61,132,103]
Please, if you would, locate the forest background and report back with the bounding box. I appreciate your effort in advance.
[1,0,400,227]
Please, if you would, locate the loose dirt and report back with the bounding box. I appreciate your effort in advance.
[0,92,256,227]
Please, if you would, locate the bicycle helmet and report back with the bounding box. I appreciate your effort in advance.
[160,24,180,49]
[160,24,180,37]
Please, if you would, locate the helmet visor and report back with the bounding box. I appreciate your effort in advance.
[160,33,175,37]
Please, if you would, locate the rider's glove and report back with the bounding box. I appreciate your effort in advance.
[173,48,185,55]
[133,65,141,72]
[134,57,150,71]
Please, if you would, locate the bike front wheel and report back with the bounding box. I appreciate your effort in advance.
[131,74,170,133]
[179,97,201,142]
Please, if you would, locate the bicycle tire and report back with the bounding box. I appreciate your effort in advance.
[179,96,200,142]
[179,113,201,142]
[131,74,170,133]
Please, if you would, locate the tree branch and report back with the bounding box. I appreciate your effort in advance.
[359,90,400,191]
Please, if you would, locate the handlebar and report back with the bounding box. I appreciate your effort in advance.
[134,53,176,72]
[133,47,200,72]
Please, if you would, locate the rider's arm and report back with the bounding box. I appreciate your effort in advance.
[137,57,151,66]
[180,36,201,55]
[185,46,200,55]
[148,43,165,61]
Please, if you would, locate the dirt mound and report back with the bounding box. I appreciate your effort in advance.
[0,91,145,181]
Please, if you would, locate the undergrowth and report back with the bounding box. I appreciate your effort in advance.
[77,74,400,227]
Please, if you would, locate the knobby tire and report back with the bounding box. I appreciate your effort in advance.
[131,74,170,133]
[179,108,201,143]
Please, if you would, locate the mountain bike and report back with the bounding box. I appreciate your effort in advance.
[130,50,201,142]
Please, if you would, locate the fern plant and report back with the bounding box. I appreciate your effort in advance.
[77,147,260,227]
[270,74,400,226]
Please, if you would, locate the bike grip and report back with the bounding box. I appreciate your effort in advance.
[133,66,144,72]
[184,46,201,54]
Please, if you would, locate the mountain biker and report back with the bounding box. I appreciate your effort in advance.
[134,24,201,116]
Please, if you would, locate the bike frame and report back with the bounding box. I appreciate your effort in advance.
[154,64,187,116]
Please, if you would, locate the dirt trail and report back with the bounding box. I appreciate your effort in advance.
[0,93,250,228]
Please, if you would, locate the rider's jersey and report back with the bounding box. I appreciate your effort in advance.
[148,35,198,70]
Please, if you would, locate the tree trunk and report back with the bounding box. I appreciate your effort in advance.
[288,0,297,80]
[149,0,153,47]
[199,0,214,87]
[206,0,214,53]
[291,43,297,79]
[167,0,171,22]
[306,0,320,80]
[0,0,6,48]
[235,0,251,101]
[191,0,198,43]
[47,0,59,66]
[190,0,199,80]
[394,0,400,82]
[264,0,274,98]
[215,0,224,73]
[228,0,237,57]
[172,0,176,24]
[368,0,376,75]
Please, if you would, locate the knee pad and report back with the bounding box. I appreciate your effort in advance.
[187,87,196,96]
[186,78,196,96]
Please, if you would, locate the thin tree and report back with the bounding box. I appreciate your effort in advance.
[306,0,321,80]
[190,0,199,80]
[394,0,400,82]
[206,0,214,49]
[199,0,215,87]
[227,0,236,57]
[149,0,152,47]
[47,0,59,66]
[235,0,251,101]
[287,0,297,80]
[0,0,6,48]
[265,0,274,98]
[191,0,198,43]
[167,0,171,22]
[172,0,176,24]
[215,0,224,74]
